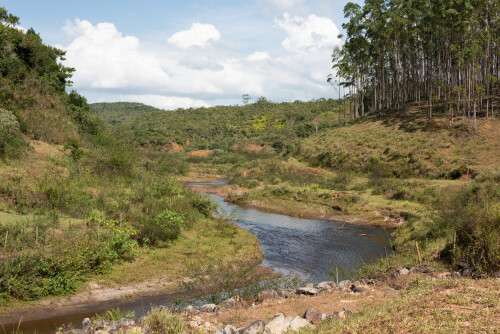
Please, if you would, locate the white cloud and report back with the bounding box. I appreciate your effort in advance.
[275,13,342,52]
[60,19,169,89]
[168,23,220,48]
[247,51,271,61]
[60,15,341,109]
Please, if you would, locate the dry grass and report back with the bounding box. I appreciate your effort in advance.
[316,277,500,333]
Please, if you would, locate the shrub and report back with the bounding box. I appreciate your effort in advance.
[143,306,187,334]
[138,210,184,246]
[434,172,500,273]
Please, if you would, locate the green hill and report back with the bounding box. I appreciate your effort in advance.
[0,7,259,307]
[90,102,160,126]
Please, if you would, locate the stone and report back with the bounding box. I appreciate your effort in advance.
[288,316,313,331]
[410,265,435,274]
[398,268,410,276]
[277,289,295,299]
[451,271,461,278]
[296,287,319,296]
[119,318,136,326]
[317,281,335,290]
[337,280,352,290]
[224,324,238,334]
[222,295,241,308]
[304,307,320,324]
[204,322,217,331]
[237,320,266,334]
[93,320,119,331]
[200,303,220,312]
[258,290,278,303]
[188,320,201,328]
[318,313,329,321]
[264,313,287,334]
[352,285,369,293]
[82,318,92,332]
[184,305,198,314]
[305,283,314,288]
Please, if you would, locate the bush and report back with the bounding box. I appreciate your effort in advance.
[434,172,500,273]
[143,306,187,334]
[0,108,26,161]
[138,210,184,246]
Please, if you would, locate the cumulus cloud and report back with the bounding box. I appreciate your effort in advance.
[60,14,342,109]
[168,23,220,48]
[247,51,271,61]
[60,19,169,90]
[275,13,342,52]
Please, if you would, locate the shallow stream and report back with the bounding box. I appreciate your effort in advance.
[3,180,391,333]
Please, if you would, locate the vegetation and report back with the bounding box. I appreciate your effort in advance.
[331,0,500,131]
[0,6,261,307]
[143,306,187,334]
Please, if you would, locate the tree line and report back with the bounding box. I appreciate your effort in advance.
[330,0,500,129]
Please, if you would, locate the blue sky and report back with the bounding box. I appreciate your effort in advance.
[4,0,363,109]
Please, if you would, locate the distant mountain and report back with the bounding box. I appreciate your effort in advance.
[90,102,161,126]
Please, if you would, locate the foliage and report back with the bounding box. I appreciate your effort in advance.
[433,171,500,273]
[143,306,187,334]
[137,210,184,247]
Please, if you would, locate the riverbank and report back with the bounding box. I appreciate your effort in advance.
[0,213,263,329]
[183,172,404,229]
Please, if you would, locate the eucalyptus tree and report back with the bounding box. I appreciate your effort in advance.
[330,0,499,128]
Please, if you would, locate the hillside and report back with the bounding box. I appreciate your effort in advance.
[0,7,261,312]
[101,99,341,152]
[90,102,160,126]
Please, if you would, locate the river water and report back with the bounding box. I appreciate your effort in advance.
[2,181,391,333]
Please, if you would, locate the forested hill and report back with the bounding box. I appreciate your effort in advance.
[90,102,160,125]
[96,99,342,152]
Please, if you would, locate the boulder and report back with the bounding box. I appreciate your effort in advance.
[352,285,369,293]
[288,317,313,331]
[221,295,241,308]
[318,313,329,321]
[277,290,295,299]
[296,287,319,296]
[82,318,92,332]
[237,320,266,334]
[257,290,278,303]
[337,280,352,290]
[184,305,199,314]
[305,283,314,288]
[93,320,119,332]
[398,268,410,276]
[264,313,287,334]
[304,307,320,324]
[317,281,335,290]
[224,325,238,334]
[200,303,220,312]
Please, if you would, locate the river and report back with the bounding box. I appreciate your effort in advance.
[2,181,391,333]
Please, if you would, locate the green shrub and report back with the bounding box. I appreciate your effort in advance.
[434,172,500,273]
[143,306,187,334]
[138,210,184,246]
[93,308,135,321]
